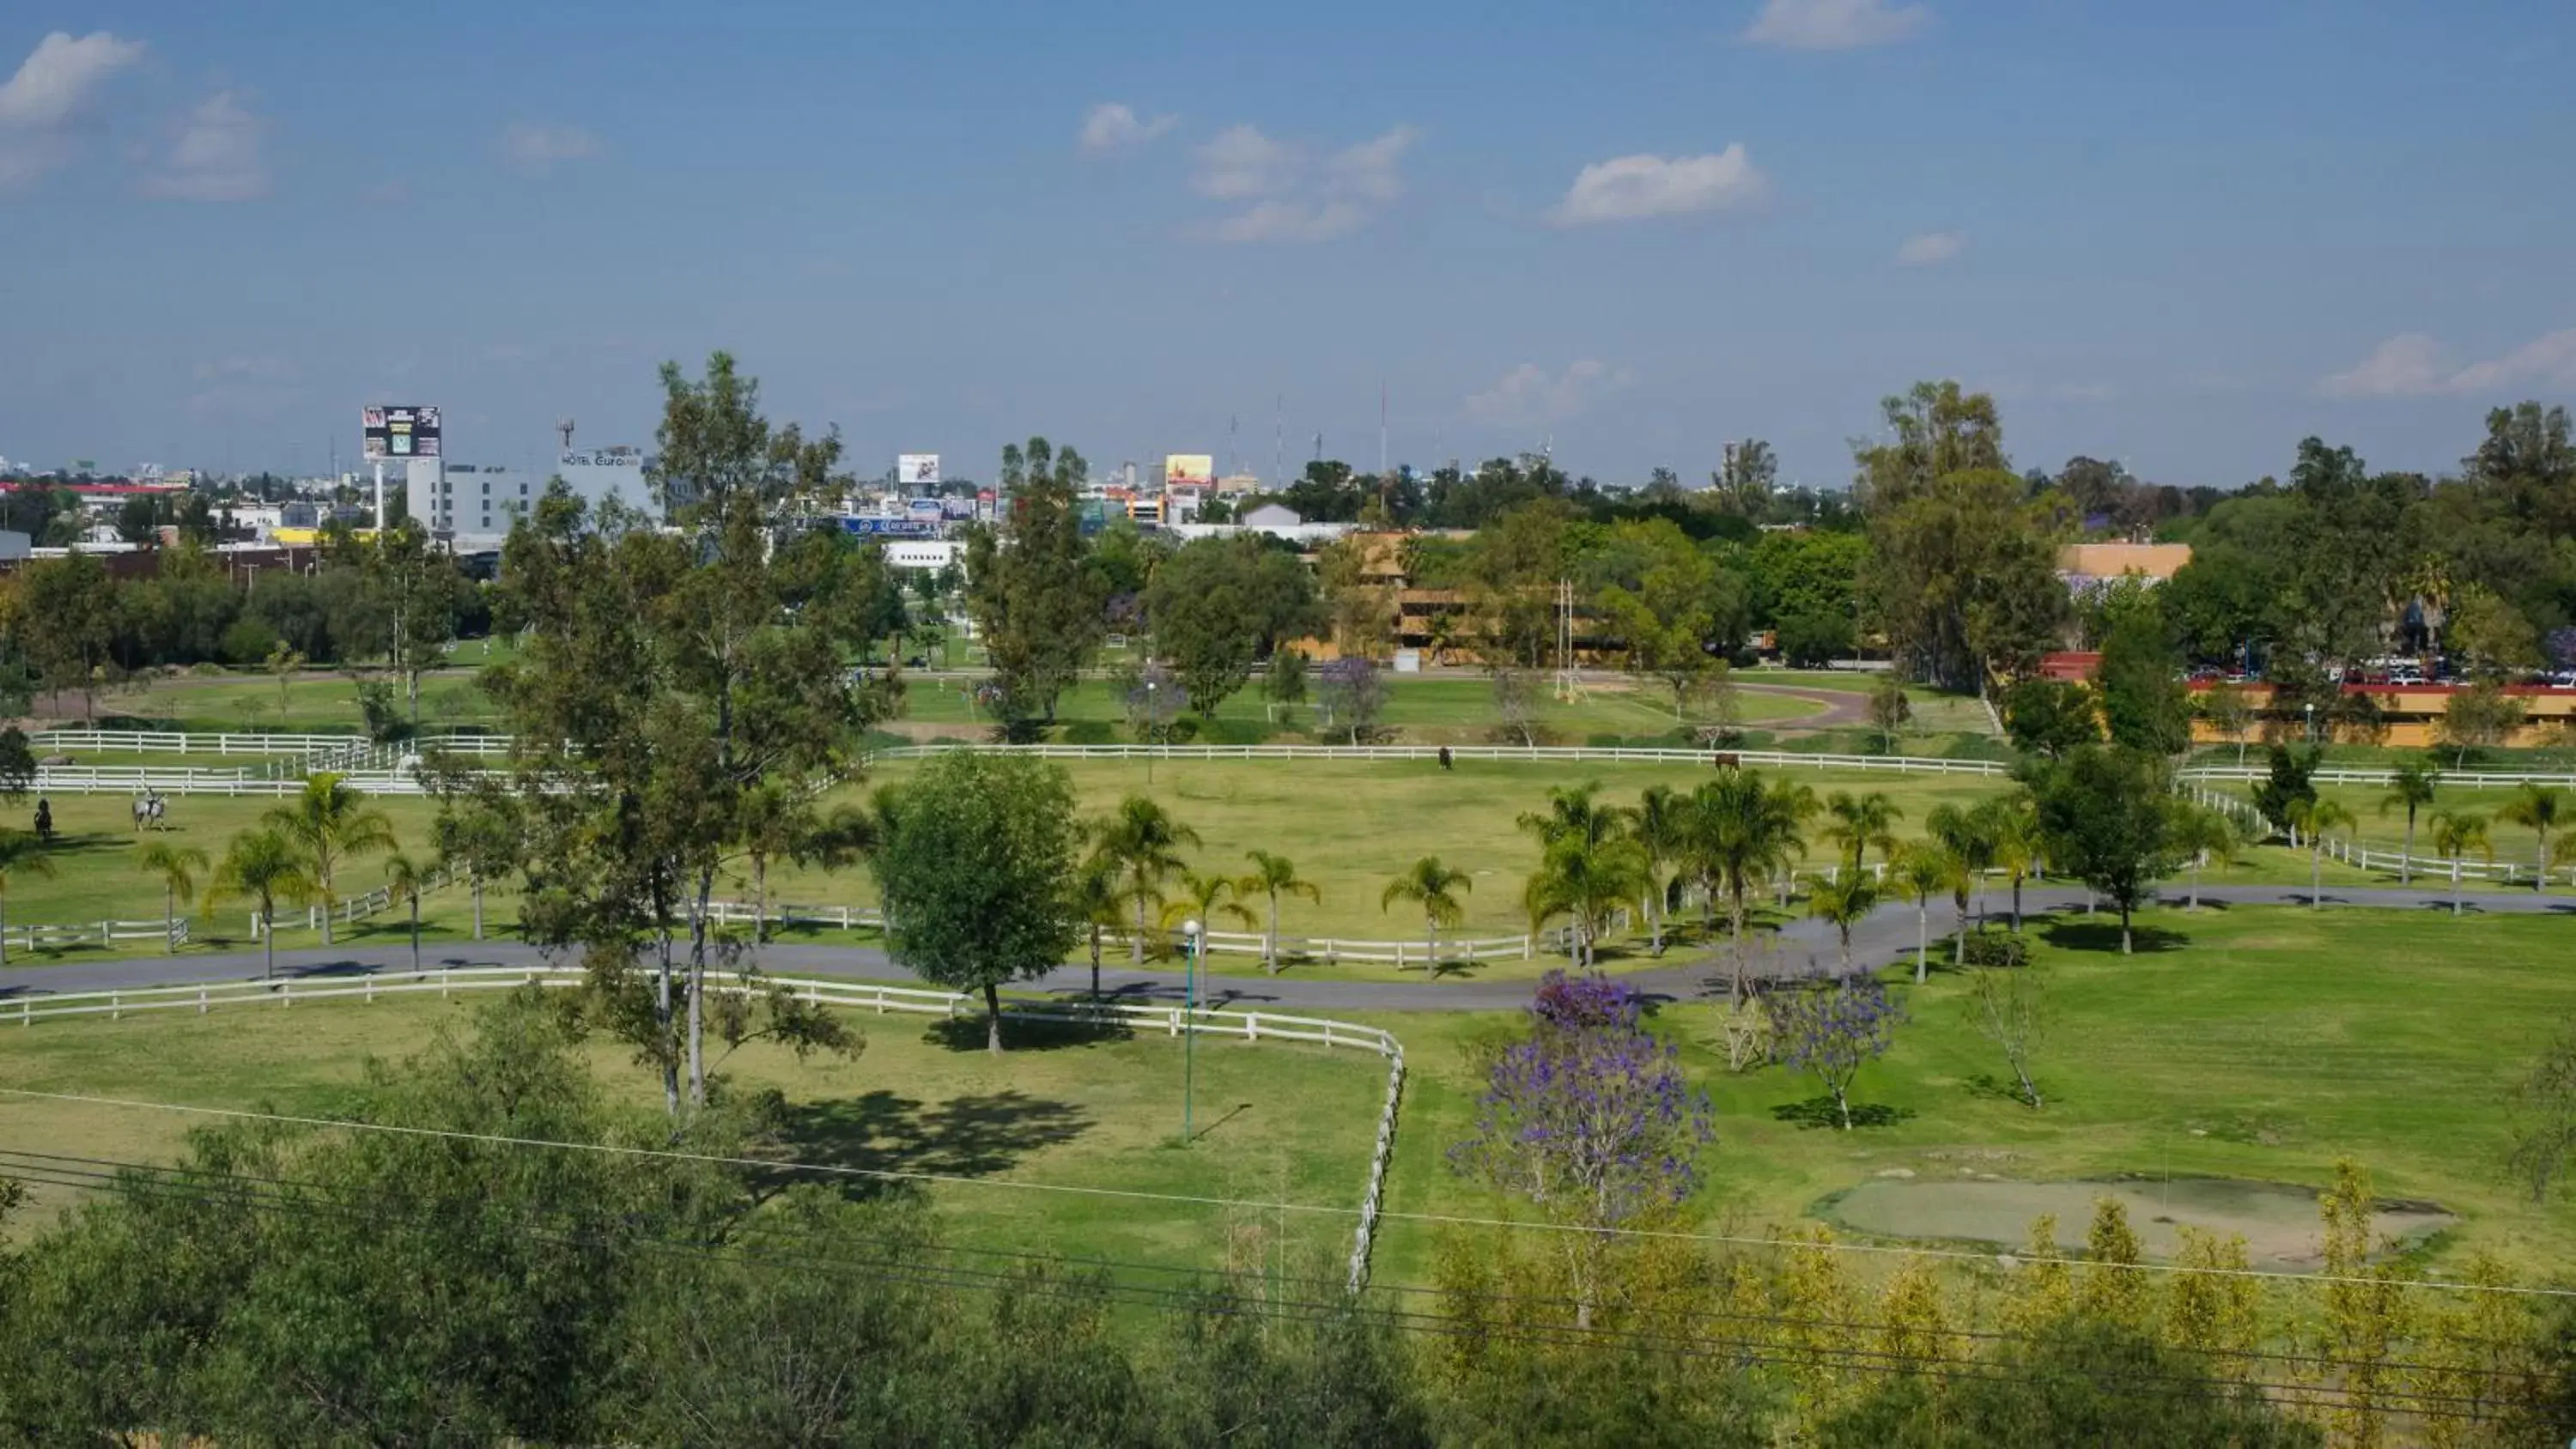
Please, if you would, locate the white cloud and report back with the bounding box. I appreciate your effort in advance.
[2318,330,2576,399]
[1194,124,1301,199]
[1464,360,1633,428]
[1897,230,1963,266]
[501,122,599,173]
[1194,123,1416,243]
[0,29,145,189]
[142,92,270,202]
[1326,125,1419,203]
[1078,101,1176,154]
[1743,0,1931,50]
[1548,146,1767,227]
[1208,198,1368,244]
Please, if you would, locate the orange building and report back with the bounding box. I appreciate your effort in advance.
[2189,681,2576,749]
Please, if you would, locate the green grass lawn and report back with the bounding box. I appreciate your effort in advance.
[6,905,2572,1301]
[93,668,507,737]
[1366,905,2576,1288]
[0,994,1385,1277]
[2201,778,2572,890]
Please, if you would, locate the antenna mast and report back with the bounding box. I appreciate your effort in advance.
[556,417,576,451]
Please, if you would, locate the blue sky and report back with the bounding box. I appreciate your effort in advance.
[3,0,2572,489]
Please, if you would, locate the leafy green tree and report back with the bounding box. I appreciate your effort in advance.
[431,798,519,942]
[0,724,33,806]
[1145,536,1319,718]
[2196,679,2257,765]
[2001,677,2099,759]
[1264,646,1309,724]
[1968,959,2050,1109]
[2428,809,2491,916]
[1774,609,1854,668]
[870,750,1081,1052]
[2031,746,2180,955]
[1070,846,1124,997]
[2506,1018,2576,1204]
[364,518,461,732]
[1850,380,2009,511]
[134,840,209,955]
[1381,855,1472,971]
[2439,680,2526,767]
[2251,743,2321,837]
[2378,755,2441,885]
[1866,675,1912,753]
[1864,457,2067,690]
[14,552,115,720]
[964,437,1104,727]
[1594,518,1738,720]
[2500,784,2567,892]
[1238,849,1321,975]
[2097,606,2192,755]
[262,771,397,947]
[206,826,314,979]
[1095,794,1200,967]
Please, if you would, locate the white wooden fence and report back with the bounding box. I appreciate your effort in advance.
[0,964,1410,1291]
[32,729,512,759]
[2176,762,2576,789]
[869,742,2016,776]
[698,900,1584,969]
[3,917,187,953]
[2179,785,2557,887]
[247,867,459,939]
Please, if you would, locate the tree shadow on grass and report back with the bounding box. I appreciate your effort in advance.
[1769,1095,1916,1131]
[1962,1072,2052,1109]
[769,1088,1092,1202]
[922,1011,1133,1054]
[2038,920,2190,955]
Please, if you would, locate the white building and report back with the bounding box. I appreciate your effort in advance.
[883,540,958,571]
[406,446,655,548]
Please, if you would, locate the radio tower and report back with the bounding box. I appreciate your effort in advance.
[555,417,576,451]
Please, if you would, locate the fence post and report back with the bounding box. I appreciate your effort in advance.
[111,992,119,1022]
[282,979,291,1009]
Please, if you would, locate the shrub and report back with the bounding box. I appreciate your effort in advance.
[1959,931,2030,968]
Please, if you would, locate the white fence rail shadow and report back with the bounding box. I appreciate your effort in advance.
[0,964,1408,1291]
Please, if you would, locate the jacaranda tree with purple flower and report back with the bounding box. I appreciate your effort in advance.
[1771,974,1906,1131]
[1449,971,1715,1326]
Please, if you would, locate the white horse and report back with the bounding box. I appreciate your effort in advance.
[131,791,167,832]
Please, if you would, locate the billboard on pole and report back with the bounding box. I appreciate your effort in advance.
[361,405,442,461]
[1164,453,1213,487]
[899,453,940,487]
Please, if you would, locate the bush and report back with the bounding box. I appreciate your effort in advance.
[220,616,280,667]
[1776,610,1855,669]
[1959,931,2030,968]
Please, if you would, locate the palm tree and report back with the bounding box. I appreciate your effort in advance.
[1890,842,1959,985]
[1094,796,1200,966]
[262,771,397,946]
[2170,803,2244,912]
[1629,785,1692,954]
[1237,850,1321,975]
[2428,810,2491,918]
[1686,770,1813,997]
[1822,790,1904,875]
[1925,803,1996,961]
[1158,869,1257,942]
[1070,849,1124,999]
[0,829,56,968]
[1517,782,1624,851]
[2500,785,2567,894]
[1382,856,1472,972]
[207,827,315,980]
[1522,835,1649,968]
[134,840,210,956]
[1974,791,2044,933]
[2378,755,2441,887]
[382,851,428,975]
[2284,797,2357,909]
[1803,870,1879,974]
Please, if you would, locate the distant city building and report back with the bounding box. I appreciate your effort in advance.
[404,444,655,546]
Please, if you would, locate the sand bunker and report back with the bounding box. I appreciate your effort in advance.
[1826,1177,2454,1270]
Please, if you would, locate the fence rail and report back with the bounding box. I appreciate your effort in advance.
[0,964,1410,1289]
[2180,785,2556,886]
[3,917,186,953]
[867,742,2014,776]
[2177,763,2576,789]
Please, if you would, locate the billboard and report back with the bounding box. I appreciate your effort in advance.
[362,405,441,461]
[841,517,937,537]
[1164,453,1214,488]
[899,452,940,488]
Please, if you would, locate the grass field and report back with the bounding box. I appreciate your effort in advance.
[2205,776,2573,888]
[7,906,2572,1298]
[0,994,1384,1276]
[1367,906,2576,1287]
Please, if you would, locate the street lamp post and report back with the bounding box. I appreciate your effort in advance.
[1147,680,1158,785]
[1182,917,1201,1145]
[2305,700,2317,745]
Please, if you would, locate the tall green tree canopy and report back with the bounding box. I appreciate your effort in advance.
[965,437,1105,727]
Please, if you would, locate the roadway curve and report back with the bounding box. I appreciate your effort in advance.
[3,886,2563,1016]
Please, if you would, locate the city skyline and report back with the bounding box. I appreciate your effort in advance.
[3,1,2573,488]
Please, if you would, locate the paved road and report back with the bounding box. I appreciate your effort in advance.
[3,885,2563,1015]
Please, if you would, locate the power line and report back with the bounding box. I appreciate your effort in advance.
[0,1085,2562,1302]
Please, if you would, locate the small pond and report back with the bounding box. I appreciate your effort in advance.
[1825,1177,2454,1269]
